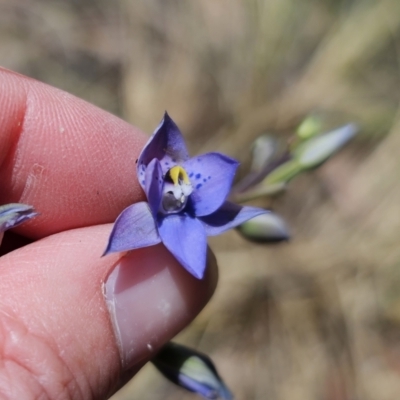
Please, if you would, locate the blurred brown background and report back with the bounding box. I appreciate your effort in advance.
[1,0,400,399]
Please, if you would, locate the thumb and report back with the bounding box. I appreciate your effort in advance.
[0,225,217,399]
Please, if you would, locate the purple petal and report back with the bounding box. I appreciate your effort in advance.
[0,203,38,233]
[184,153,239,217]
[200,201,268,236]
[145,158,163,215]
[137,113,190,188]
[103,202,161,255]
[158,214,207,279]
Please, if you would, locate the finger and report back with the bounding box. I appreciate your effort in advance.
[0,68,148,238]
[0,225,217,399]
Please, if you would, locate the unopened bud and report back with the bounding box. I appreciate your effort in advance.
[296,115,322,140]
[0,203,38,244]
[237,212,289,242]
[251,135,279,172]
[295,124,357,169]
[152,342,233,400]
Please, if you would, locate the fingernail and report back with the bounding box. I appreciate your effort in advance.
[104,244,217,370]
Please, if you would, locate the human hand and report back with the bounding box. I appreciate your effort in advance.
[0,68,217,399]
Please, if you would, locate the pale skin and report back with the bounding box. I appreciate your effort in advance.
[0,68,217,399]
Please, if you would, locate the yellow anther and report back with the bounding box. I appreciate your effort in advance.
[169,166,190,186]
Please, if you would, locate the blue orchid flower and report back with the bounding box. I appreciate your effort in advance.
[0,203,38,245]
[104,113,267,279]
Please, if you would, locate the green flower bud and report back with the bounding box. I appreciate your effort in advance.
[296,115,322,140]
[237,212,289,242]
[295,124,357,169]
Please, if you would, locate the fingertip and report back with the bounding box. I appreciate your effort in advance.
[104,244,218,369]
[0,69,27,165]
[0,68,148,237]
[0,225,217,397]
